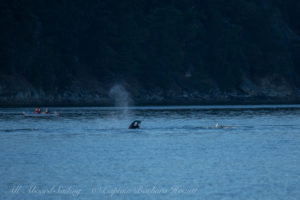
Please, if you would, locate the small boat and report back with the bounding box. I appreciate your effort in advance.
[22,112,59,117]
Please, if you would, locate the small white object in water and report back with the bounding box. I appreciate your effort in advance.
[215,123,233,129]
[216,123,223,128]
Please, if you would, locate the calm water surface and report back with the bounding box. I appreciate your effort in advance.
[0,105,300,200]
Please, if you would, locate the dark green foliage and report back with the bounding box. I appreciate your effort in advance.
[0,0,299,92]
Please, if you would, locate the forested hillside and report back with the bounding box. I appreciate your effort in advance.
[1,0,300,105]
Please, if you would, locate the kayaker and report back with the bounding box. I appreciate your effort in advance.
[43,108,50,114]
[35,107,41,114]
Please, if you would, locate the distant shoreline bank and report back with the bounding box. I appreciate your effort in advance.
[1,98,300,108]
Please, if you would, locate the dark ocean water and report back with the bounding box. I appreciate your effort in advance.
[0,105,300,200]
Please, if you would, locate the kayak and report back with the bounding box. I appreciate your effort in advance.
[22,112,59,117]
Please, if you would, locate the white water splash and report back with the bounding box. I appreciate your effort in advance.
[109,84,133,118]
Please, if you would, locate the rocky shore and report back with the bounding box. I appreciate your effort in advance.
[1,75,299,107]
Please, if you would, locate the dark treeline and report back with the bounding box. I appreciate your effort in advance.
[0,0,300,102]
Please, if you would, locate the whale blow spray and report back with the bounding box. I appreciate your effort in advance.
[109,84,133,118]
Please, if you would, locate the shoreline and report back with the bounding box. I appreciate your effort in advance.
[1,99,300,108]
